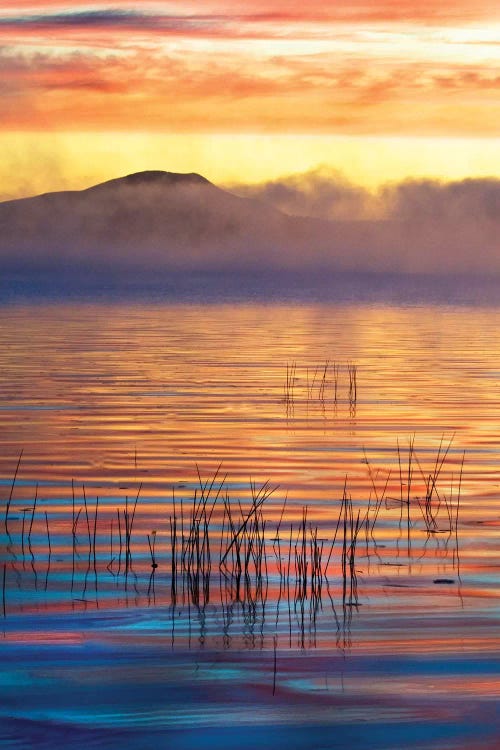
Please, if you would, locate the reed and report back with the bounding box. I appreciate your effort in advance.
[306,364,319,401]
[169,494,178,596]
[92,496,99,570]
[72,507,82,539]
[82,484,92,550]
[129,483,142,548]
[147,530,158,569]
[406,435,415,554]
[284,361,297,405]
[71,479,76,539]
[4,449,23,534]
[318,360,329,401]
[347,362,357,404]
[21,507,28,558]
[117,507,123,563]
[28,483,38,544]
[109,518,114,568]
[44,510,52,556]
[3,438,466,644]
[453,452,465,581]
[324,477,348,577]
[121,483,143,569]
[332,362,339,404]
[285,360,358,412]
[179,466,225,606]
[363,449,391,535]
[414,435,454,532]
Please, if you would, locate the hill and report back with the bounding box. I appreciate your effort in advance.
[0,170,319,273]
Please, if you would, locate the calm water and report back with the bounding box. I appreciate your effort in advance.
[1,299,499,749]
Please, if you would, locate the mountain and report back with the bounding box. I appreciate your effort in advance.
[0,170,325,273]
[0,170,498,277]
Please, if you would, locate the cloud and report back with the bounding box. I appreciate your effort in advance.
[0,9,227,35]
[0,3,498,136]
[0,10,146,28]
[0,2,497,27]
[0,3,498,50]
[1,37,497,135]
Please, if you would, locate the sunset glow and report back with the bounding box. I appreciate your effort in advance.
[2,6,500,749]
[0,1,498,195]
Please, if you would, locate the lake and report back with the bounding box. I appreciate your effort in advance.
[1,280,499,749]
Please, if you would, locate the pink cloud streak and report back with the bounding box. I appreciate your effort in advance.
[0,1,498,134]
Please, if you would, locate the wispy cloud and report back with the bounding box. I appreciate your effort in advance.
[0,9,229,35]
[0,10,145,28]
[0,2,498,27]
[0,2,498,134]
[1,39,498,135]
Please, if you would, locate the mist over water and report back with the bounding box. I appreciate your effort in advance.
[1,171,500,277]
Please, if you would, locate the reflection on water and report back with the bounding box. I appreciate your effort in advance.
[0,301,499,749]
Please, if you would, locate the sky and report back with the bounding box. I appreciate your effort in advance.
[0,0,499,200]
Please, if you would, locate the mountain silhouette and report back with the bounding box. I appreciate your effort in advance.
[0,169,327,273]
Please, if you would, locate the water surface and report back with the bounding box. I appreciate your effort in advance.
[1,297,499,749]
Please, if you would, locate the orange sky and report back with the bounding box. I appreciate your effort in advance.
[0,1,499,193]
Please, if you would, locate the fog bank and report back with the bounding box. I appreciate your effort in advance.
[1,170,498,277]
